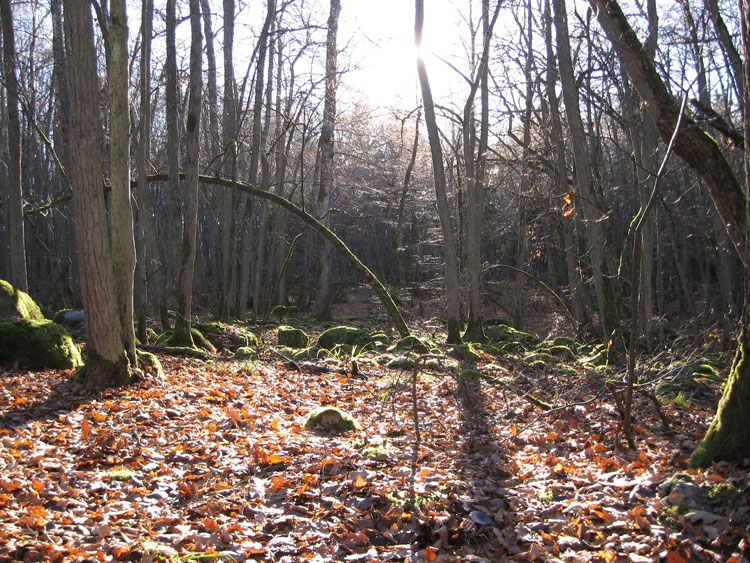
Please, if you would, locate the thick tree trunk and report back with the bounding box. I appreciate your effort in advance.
[1,0,28,292]
[174,0,202,346]
[63,0,133,390]
[415,0,462,343]
[110,0,137,365]
[315,0,341,321]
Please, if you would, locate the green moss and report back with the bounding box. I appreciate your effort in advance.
[551,336,577,350]
[234,347,258,360]
[459,368,484,380]
[486,322,540,348]
[269,305,298,319]
[304,406,360,432]
[524,351,557,365]
[559,365,578,376]
[317,326,371,350]
[692,362,724,382]
[0,319,82,369]
[704,482,741,510]
[544,345,575,360]
[277,326,309,348]
[449,343,483,362]
[158,328,216,353]
[386,356,415,369]
[136,350,164,378]
[656,502,690,530]
[391,334,435,354]
[107,468,133,481]
[0,279,44,321]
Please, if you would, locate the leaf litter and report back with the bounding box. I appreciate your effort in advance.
[0,332,749,562]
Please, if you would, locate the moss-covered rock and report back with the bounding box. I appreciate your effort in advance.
[317,326,371,350]
[486,322,540,349]
[449,343,483,362]
[136,349,164,378]
[524,351,557,366]
[692,362,724,382]
[304,406,360,432]
[277,326,309,348]
[391,335,435,354]
[234,346,258,360]
[0,319,82,369]
[386,355,415,369]
[157,328,217,353]
[269,305,298,319]
[193,322,257,350]
[0,279,44,321]
[551,336,577,350]
[538,344,575,361]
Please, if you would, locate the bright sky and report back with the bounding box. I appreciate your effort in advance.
[338,0,466,111]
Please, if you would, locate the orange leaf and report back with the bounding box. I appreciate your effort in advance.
[352,475,368,488]
[81,419,92,440]
[666,551,687,563]
[424,546,437,562]
[705,472,724,483]
[92,412,107,423]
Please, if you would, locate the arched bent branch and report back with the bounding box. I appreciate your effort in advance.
[143,173,410,337]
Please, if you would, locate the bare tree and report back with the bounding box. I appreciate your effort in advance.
[1,0,27,291]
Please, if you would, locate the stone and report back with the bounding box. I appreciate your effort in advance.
[304,406,360,432]
[317,326,371,350]
[0,279,44,321]
[0,318,82,369]
[277,326,309,348]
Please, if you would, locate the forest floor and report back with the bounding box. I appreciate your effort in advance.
[1,302,750,562]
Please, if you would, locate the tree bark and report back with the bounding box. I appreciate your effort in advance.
[220,0,238,320]
[110,0,137,365]
[415,0,462,343]
[63,0,133,390]
[315,0,341,321]
[1,0,28,291]
[174,0,202,346]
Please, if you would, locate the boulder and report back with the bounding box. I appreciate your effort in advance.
[0,318,83,369]
[317,325,371,350]
[54,309,85,335]
[0,279,43,321]
[277,326,309,348]
[304,406,360,432]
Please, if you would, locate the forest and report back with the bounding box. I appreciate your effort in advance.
[0,0,749,560]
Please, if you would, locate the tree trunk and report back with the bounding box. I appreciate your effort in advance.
[63,0,133,390]
[110,0,137,365]
[315,0,341,321]
[165,0,182,318]
[415,0,462,343]
[1,0,28,291]
[238,0,275,319]
[554,0,619,341]
[220,0,238,320]
[544,0,586,327]
[588,0,750,465]
[174,0,202,346]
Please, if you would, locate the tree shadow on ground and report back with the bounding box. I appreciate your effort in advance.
[450,370,520,558]
[0,370,94,430]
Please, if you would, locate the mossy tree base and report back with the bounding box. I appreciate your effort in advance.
[76,353,136,393]
[691,326,750,467]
